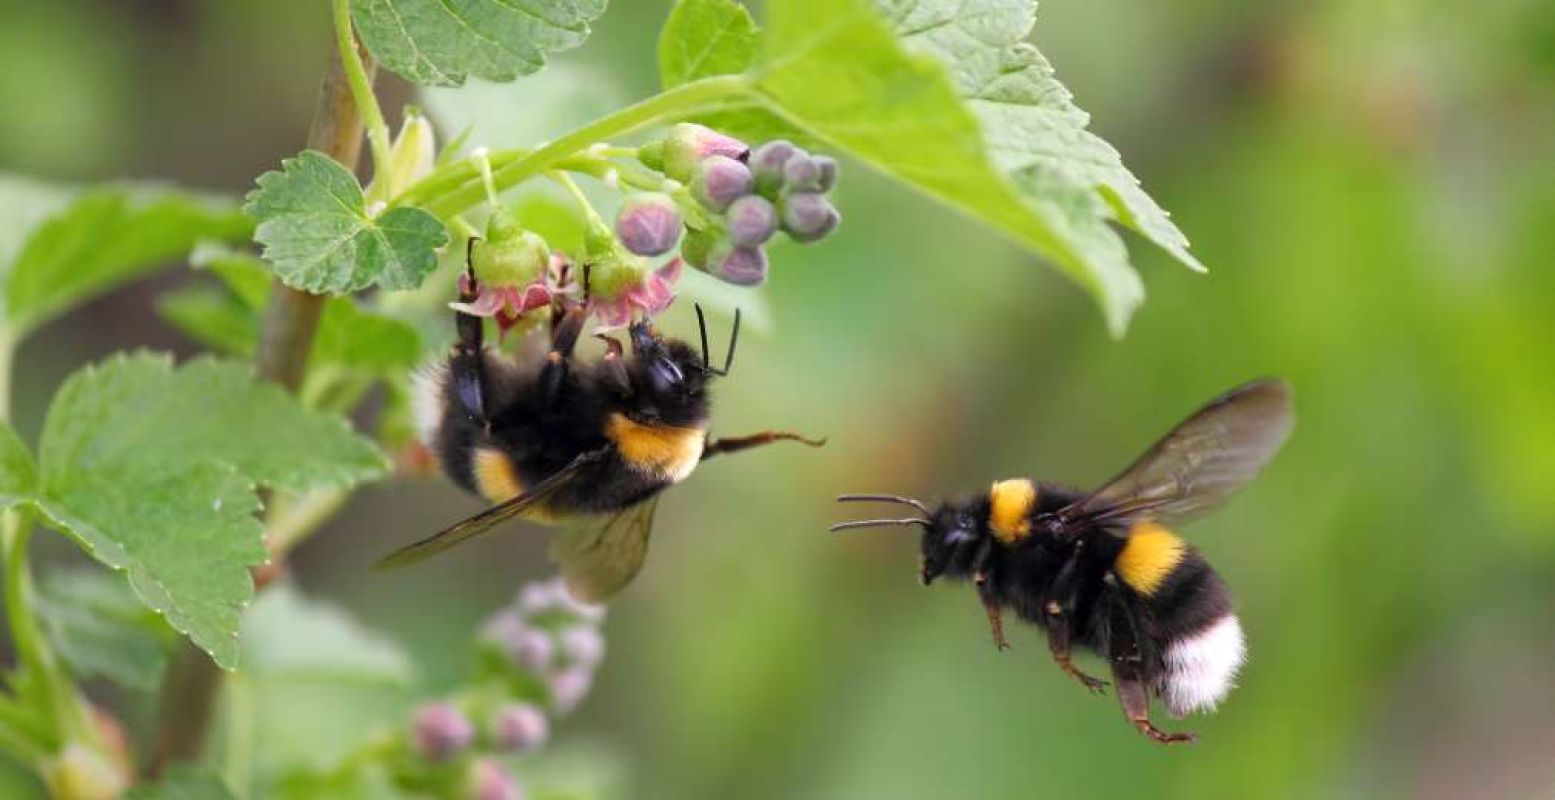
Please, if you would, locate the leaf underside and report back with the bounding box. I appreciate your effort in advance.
[352,0,609,87]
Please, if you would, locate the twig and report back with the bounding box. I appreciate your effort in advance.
[150,29,377,777]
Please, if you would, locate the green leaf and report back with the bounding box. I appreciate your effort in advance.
[125,766,236,800]
[160,246,422,374]
[660,0,758,88]
[38,568,178,691]
[240,583,413,685]
[880,0,1204,270]
[351,0,609,88]
[677,0,1198,334]
[0,422,35,507]
[245,151,448,294]
[29,354,388,667]
[1,179,252,336]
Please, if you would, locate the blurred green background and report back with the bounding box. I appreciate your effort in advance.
[4,0,1555,798]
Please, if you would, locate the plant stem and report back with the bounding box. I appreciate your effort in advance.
[332,0,391,182]
[417,75,751,219]
[152,16,378,777]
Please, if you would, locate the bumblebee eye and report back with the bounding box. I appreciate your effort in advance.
[648,357,684,392]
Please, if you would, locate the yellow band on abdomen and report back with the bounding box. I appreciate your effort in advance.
[1115,521,1186,595]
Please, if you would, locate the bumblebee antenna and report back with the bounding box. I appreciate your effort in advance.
[695,303,713,372]
[829,518,930,533]
[722,308,741,376]
[694,305,741,377]
[836,493,930,515]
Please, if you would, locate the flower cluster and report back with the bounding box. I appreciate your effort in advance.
[396,578,607,800]
[640,125,842,287]
[452,122,841,334]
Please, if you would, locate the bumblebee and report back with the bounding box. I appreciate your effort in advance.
[831,380,1293,744]
[377,263,823,602]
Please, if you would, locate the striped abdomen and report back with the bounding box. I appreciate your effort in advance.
[1114,521,1246,717]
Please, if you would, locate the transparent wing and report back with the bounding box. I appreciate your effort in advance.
[374,449,607,571]
[548,496,661,604]
[1057,380,1294,530]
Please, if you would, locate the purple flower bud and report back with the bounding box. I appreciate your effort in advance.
[782,156,823,192]
[547,667,595,715]
[469,759,525,800]
[706,242,769,286]
[689,156,754,212]
[517,579,567,615]
[812,155,838,191]
[557,625,605,668]
[413,702,474,762]
[749,140,798,196]
[780,192,840,244]
[490,703,550,753]
[507,627,555,673]
[660,123,749,183]
[615,193,682,257]
[725,195,778,248]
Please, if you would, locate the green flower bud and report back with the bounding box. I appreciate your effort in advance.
[473,210,550,287]
[681,227,719,268]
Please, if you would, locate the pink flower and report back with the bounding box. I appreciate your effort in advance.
[452,254,577,336]
[589,257,683,331]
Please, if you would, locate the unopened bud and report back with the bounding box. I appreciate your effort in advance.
[557,625,606,668]
[660,123,749,183]
[780,192,840,243]
[749,140,799,196]
[615,193,683,256]
[547,667,595,715]
[689,155,754,212]
[490,703,550,753]
[725,195,778,248]
[468,759,525,800]
[413,702,475,762]
[706,241,769,286]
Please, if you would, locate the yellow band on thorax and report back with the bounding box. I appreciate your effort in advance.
[988,479,1037,544]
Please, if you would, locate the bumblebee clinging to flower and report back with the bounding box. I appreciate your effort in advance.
[831,380,1293,744]
[377,251,823,601]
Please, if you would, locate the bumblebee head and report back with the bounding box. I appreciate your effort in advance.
[622,321,711,425]
[830,493,991,585]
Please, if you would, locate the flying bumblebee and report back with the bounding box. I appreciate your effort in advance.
[377,260,823,602]
[831,380,1293,744]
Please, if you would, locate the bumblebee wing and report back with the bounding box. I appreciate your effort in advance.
[549,496,661,604]
[1058,380,1294,530]
[374,449,607,571]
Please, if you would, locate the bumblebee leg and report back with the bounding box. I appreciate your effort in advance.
[970,541,1008,651]
[451,258,489,424]
[701,431,827,460]
[595,334,630,394]
[1108,598,1195,745]
[1046,623,1108,693]
[1115,676,1196,745]
[538,306,588,407]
